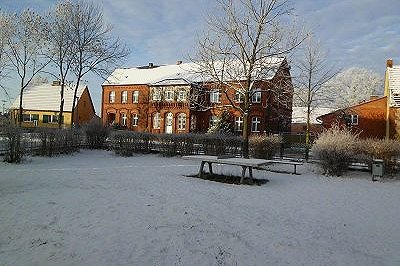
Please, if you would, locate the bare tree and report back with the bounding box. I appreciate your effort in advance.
[0,12,12,96]
[294,36,337,158]
[192,0,305,158]
[47,1,76,129]
[68,0,129,127]
[324,67,383,109]
[4,10,49,126]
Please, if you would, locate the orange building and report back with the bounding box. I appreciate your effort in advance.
[317,59,400,139]
[102,58,294,134]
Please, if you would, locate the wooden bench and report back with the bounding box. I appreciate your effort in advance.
[182,155,271,184]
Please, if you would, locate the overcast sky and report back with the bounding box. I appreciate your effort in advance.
[1,0,399,113]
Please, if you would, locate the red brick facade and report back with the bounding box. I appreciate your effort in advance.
[101,61,293,134]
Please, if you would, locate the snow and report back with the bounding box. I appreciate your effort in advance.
[1,150,400,266]
[291,107,334,124]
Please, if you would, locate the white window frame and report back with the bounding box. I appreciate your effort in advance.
[109,91,115,103]
[209,115,219,128]
[251,117,261,132]
[177,90,186,102]
[23,114,39,122]
[132,114,139,126]
[351,114,359,125]
[121,91,128,103]
[132,91,139,103]
[153,113,161,129]
[234,91,243,103]
[165,89,174,101]
[252,88,261,103]
[210,90,220,103]
[121,113,127,126]
[235,116,243,131]
[152,89,161,101]
[190,114,197,131]
[177,113,186,130]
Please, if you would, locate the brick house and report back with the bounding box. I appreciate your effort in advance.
[10,81,95,128]
[317,59,400,139]
[101,58,293,134]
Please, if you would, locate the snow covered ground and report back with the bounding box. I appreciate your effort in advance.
[1,149,400,266]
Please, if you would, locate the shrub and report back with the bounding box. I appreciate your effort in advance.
[358,138,400,174]
[111,131,154,156]
[84,120,110,149]
[249,134,282,159]
[311,125,359,176]
[34,128,81,156]
[2,122,24,163]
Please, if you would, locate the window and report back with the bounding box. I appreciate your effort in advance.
[177,113,186,130]
[190,114,197,131]
[165,89,174,101]
[251,117,261,132]
[177,90,186,101]
[234,91,243,103]
[210,90,220,103]
[351,114,358,125]
[23,114,39,122]
[43,115,59,123]
[121,113,127,126]
[252,88,261,103]
[132,114,139,127]
[152,88,161,101]
[132,91,139,103]
[209,115,219,128]
[235,116,243,131]
[121,91,128,103]
[109,91,115,103]
[153,113,161,129]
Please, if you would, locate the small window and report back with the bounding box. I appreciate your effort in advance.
[153,113,161,129]
[351,114,358,125]
[43,114,50,123]
[121,113,127,126]
[234,91,243,103]
[252,88,261,103]
[152,89,161,101]
[210,90,220,103]
[132,91,139,103]
[23,114,39,122]
[209,115,219,128]
[121,91,128,103]
[251,117,261,132]
[177,113,186,130]
[177,90,186,101]
[190,114,197,131]
[132,114,139,126]
[109,91,115,103]
[235,116,243,131]
[165,90,174,101]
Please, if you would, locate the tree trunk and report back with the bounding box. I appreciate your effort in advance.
[58,83,65,129]
[242,113,250,158]
[18,78,25,127]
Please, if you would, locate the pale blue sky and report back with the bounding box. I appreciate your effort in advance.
[1,0,399,113]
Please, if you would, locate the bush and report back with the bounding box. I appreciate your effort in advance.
[34,128,81,157]
[111,131,154,156]
[249,134,282,159]
[358,138,400,174]
[2,122,24,163]
[311,126,359,176]
[84,120,110,149]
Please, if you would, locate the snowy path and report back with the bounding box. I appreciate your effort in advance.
[1,149,400,266]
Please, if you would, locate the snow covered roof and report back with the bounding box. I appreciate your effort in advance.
[292,107,334,124]
[11,83,87,112]
[103,57,285,86]
[387,65,400,107]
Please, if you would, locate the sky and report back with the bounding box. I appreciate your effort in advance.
[0,0,399,114]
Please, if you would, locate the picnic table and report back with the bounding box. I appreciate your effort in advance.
[182,155,303,184]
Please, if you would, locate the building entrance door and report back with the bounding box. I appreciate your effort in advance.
[165,112,173,134]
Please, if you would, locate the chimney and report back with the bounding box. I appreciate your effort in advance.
[387,59,393,68]
[149,62,154,68]
[176,60,182,65]
[52,80,61,86]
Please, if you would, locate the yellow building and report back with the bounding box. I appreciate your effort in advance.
[11,81,96,128]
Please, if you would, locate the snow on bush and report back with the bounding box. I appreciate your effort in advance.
[250,134,282,159]
[312,125,359,176]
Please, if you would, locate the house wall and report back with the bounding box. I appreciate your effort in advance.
[319,97,396,139]
[11,109,72,129]
[74,88,95,125]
